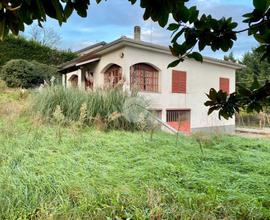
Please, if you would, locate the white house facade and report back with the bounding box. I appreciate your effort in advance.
[59,28,243,134]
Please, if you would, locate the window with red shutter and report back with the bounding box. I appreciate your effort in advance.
[219,78,230,94]
[172,70,186,93]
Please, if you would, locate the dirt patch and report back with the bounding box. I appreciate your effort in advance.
[235,128,270,139]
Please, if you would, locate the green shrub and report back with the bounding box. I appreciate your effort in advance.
[31,60,60,84]
[32,86,147,130]
[0,59,58,88]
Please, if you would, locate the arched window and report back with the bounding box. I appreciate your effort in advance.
[130,63,159,92]
[104,64,122,87]
[68,75,78,88]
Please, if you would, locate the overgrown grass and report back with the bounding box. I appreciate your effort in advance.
[0,86,29,120]
[1,89,270,219]
[0,116,270,219]
[31,86,147,131]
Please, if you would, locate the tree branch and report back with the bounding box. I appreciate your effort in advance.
[234,20,270,34]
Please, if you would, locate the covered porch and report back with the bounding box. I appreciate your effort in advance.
[61,57,100,91]
[60,57,123,91]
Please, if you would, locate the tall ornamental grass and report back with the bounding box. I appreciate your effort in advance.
[32,86,146,130]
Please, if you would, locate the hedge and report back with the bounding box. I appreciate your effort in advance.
[0,35,77,67]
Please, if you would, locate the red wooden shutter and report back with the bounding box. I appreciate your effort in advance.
[172,70,186,93]
[219,78,230,94]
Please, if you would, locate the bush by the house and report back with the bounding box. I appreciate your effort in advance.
[32,86,148,130]
[0,59,58,88]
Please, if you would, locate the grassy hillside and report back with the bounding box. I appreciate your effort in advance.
[0,89,270,219]
[0,35,77,67]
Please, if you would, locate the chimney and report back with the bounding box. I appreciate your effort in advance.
[134,26,141,41]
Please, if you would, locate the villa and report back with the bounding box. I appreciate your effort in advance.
[59,26,243,133]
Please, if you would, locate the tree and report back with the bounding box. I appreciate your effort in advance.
[237,50,270,89]
[28,24,61,48]
[0,0,270,118]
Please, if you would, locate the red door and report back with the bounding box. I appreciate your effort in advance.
[166,110,191,133]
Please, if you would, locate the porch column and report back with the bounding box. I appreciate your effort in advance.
[121,67,126,91]
[77,69,83,90]
[62,74,66,87]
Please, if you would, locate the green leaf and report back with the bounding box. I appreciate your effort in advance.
[167,23,180,31]
[188,52,203,62]
[198,40,206,51]
[254,34,267,43]
[204,101,215,106]
[208,106,220,115]
[51,0,64,24]
[170,43,188,56]
[167,59,181,68]
[207,88,217,101]
[128,0,137,4]
[158,13,169,27]
[253,0,269,11]
[64,2,74,20]
[178,6,190,23]
[189,6,199,23]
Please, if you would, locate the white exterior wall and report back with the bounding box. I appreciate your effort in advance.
[122,46,235,131]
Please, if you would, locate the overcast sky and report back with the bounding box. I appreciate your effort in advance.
[26,0,256,60]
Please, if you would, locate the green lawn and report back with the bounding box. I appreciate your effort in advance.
[0,90,270,219]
